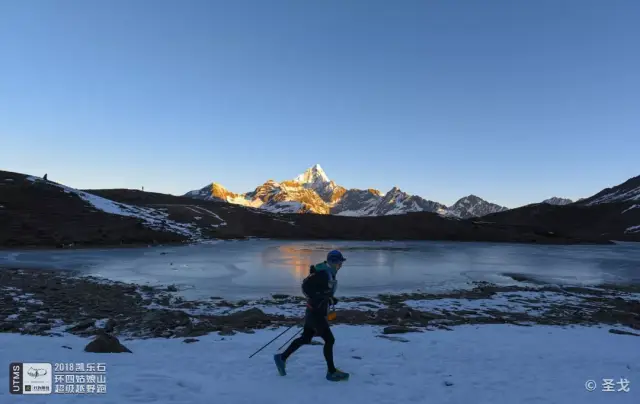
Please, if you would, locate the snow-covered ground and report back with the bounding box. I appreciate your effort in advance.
[26,176,203,239]
[1,324,638,403]
[403,291,584,315]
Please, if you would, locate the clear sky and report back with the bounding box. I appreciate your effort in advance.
[1,0,638,207]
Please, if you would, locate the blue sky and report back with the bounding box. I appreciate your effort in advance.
[1,0,638,207]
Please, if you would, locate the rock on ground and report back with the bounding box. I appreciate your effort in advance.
[84,332,132,353]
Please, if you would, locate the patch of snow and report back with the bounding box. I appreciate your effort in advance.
[225,194,260,207]
[47,318,70,334]
[1,324,639,403]
[622,205,640,214]
[542,197,573,205]
[94,319,109,329]
[4,178,14,182]
[191,206,226,226]
[12,294,45,306]
[625,225,640,234]
[334,209,368,217]
[5,314,19,320]
[262,201,304,213]
[587,185,640,205]
[183,206,227,227]
[26,176,201,239]
[404,292,586,316]
[144,298,387,318]
[337,301,387,311]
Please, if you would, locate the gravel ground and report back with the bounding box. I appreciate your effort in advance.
[1,267,639,340]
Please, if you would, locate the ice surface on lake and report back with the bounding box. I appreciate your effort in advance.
[1,240,639,300]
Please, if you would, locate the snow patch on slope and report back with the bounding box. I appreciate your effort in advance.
[625,225,640,234]
[262,201,304,213]
[586,186,640,205]
[542,197,573,205]
[26,177,201,239]
[622,205,640,214]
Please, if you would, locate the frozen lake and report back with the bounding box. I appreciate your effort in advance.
[1,240,639,300]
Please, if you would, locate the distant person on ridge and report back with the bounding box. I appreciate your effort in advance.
[274,250,349,382]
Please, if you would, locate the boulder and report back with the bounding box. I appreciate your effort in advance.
[84,332,132,353]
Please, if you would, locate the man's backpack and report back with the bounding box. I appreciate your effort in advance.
[301,265,317,298]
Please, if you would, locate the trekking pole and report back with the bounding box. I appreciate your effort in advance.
[248,323,297,358]
[277,327,303,350]
[278,303,336,351]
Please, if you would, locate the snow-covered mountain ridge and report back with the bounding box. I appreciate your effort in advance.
[542,197,574,205]
[184,164,508,218]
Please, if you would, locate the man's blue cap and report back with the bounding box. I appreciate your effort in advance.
[327,250,346,263]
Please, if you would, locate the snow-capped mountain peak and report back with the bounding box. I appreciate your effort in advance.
[293,164,330,186]
[448,195,509,219]
[381,187,407,203]
[184,164,511,219]
[542,197,573,205]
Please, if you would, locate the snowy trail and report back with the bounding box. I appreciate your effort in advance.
[185,205,226,225]
[1,324,638,404]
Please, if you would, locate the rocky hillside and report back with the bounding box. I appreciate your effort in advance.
[330,188,382,216]
[577,174,640,206]
[0,171,195,248]
[482,174,640,241]
[185,164,504,219]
